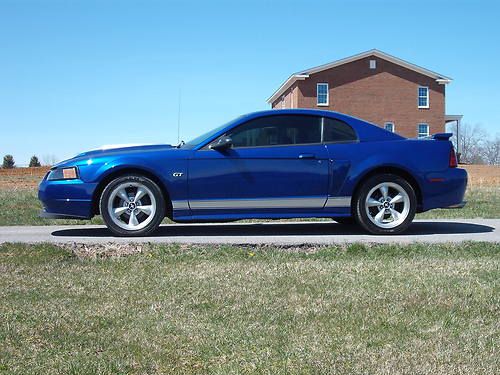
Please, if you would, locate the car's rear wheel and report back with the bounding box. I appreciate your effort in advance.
[100,175,165,237]
[354,174,416,235]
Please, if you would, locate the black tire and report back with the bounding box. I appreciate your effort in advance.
[353,174,416,235]
[100,174,166,237]
[332,217,356,225]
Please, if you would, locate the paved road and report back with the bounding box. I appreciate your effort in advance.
[0,219,498,245]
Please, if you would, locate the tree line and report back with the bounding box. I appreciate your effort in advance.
[1,154,59,168]
[448,123,500,165]
[2,155,42,169]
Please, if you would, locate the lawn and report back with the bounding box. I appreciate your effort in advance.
[1,242,499,374]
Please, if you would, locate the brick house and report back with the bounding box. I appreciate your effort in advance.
[267,49,462,138]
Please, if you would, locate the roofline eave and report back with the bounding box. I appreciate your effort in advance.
[266,49,452,103]
[266,74,308,104]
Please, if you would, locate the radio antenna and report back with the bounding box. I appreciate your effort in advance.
[177,89,181,143]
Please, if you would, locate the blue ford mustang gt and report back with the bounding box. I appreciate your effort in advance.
[39,109,467,236]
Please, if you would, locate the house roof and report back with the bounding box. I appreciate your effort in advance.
[267,49,453,104]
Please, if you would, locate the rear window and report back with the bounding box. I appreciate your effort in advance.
[322,118,357,143]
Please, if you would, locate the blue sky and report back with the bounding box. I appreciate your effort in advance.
[1,0,499,165]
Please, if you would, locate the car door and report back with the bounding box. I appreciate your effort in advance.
[322,117,360,203]
[188,114,330,215]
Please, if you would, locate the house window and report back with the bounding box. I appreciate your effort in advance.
[384,122,395,132]
[317,83,329,106]
[418,123,430,138]
[369,60,376,69]
[418,86,429,108]
[281,95,285,109]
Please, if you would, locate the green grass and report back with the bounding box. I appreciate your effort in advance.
[1,242,499,374]
[0,187,497,226]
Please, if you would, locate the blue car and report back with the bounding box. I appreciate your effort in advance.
[39,109,467,236]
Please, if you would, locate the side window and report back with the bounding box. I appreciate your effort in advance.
[322,118,357,143]
[418,86,429,108]
[317,83,329,106]
[384,122,395,133]
[229,115,322,148]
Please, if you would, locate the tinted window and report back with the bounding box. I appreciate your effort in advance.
[322,118,357,143]
[229,115,322,148]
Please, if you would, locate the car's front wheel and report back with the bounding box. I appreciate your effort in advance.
[100,174,165,237]
[354,174,416,235]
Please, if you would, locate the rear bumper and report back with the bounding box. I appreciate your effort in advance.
[444,201,467,209]
[421,168,468,211]
[38,178,97,220]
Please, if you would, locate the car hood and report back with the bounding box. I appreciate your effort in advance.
[54,143,179,167]
[75,143,176,157]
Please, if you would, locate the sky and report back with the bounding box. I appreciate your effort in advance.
[1,0,499,165]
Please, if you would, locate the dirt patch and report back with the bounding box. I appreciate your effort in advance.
[62,242,358,259]
[0,167,49,190]
[62,242,147,259]
[462,164,500,187]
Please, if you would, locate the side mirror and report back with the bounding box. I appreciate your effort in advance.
[210,136,233,151]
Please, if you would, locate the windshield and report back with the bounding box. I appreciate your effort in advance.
[181,116,243,148]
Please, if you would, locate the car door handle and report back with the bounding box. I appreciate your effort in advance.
[298,153,315,159]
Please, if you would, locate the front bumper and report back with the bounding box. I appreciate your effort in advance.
[39,209,89,220]
[38,178,98,220]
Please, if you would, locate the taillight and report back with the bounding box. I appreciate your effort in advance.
[449,146,458,168]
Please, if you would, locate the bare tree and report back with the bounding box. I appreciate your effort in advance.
[481,134,500,165]
[42,154,58,166]
[447,122,487,164]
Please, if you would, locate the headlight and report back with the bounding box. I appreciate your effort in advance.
[47,167,78,181]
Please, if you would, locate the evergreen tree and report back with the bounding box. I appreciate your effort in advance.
[29,155,41,167]
[2,155,15,169]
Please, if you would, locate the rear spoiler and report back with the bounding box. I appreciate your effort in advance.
[432,133,453,141]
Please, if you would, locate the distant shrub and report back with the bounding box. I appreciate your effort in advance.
[29,155,41,167]
[2,154,15,169]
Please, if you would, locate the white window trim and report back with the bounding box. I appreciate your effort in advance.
[418,86,429,109]
[418,123,430,138]
[384,122,395,132]
[369,59,376,69]
[317,83,329,106]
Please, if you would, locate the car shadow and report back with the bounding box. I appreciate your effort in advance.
[51,221,495,238]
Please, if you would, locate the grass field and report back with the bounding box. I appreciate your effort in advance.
[1,242,499,374]
[0,165,498,226]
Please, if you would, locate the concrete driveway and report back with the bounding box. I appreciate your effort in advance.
[0,219,498,245]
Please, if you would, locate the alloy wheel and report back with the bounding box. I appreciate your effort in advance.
[364,182,410,229]
[107,182,157,231]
